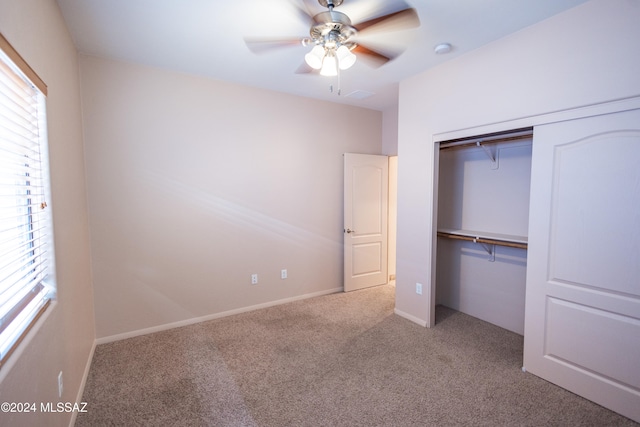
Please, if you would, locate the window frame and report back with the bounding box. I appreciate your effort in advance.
[0,32,55,369]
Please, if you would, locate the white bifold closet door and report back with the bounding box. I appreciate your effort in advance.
[524,108,640,422]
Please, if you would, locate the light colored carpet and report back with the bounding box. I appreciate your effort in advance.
[76,284,636,426]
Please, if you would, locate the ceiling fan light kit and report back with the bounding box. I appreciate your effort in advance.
[303,1,358,75]
[319,50,338,76]
[336,45,357,69]
[304,45,326,69]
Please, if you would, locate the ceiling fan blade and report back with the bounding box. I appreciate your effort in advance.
[295,62,318,74]
[354,7,420,34]
[291,0,315,24]
[352,44,394,68]
[244,37,305,54]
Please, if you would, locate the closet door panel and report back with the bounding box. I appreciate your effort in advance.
[524,108,640,422]
[550,134,640,294]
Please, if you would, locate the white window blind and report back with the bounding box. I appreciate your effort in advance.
[0,34,54,368]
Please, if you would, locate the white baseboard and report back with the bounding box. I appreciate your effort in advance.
[69,339,96,427]
[96,287,343,345]
[394,308,428,327]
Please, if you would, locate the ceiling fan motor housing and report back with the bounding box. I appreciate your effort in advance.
[310,10,357,48]
[318,0,344,7]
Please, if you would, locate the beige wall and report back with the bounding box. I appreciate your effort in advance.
[382,106,398,156]
[0,1,95,426]
[79,55,383,339]
[394,0,640,325]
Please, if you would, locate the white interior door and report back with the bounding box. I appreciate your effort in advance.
[344,153,388,292]
[524,108,640,422]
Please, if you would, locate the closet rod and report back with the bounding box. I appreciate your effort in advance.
[437,231,528,250]
[439,128,533,150]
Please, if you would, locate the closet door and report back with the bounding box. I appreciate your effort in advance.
[524,108,640,422]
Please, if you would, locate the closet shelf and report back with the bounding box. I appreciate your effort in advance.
[437,228,528,250]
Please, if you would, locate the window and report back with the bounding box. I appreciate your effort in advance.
[0,33,55,368]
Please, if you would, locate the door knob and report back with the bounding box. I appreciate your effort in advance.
[345,228,355,234]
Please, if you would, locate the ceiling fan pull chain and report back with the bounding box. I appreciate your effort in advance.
[329,68,342,95]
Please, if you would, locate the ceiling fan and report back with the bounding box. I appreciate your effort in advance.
[245,0,420,77]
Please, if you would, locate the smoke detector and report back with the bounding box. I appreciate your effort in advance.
[434,43,452,54]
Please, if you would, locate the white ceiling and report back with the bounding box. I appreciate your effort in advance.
[56,0,589,111]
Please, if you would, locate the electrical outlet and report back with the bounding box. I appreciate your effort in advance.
[58,371,63,398]
[281,269,287,279]
[416,283,423,295]
[251,274,258,285]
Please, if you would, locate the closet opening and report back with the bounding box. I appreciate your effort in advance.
[434,127,533,335]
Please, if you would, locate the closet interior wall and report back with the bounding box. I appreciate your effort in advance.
[435,130,533,334]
